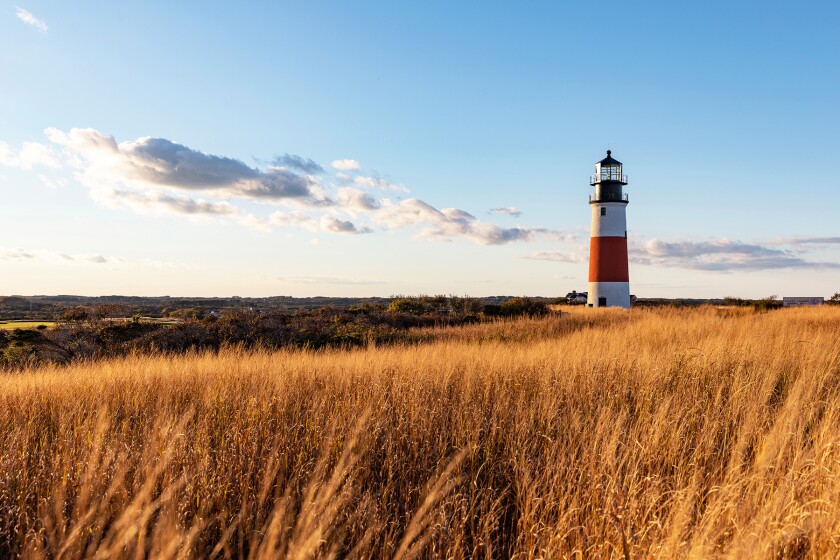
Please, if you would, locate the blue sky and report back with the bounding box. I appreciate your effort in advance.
[2,1,839,298]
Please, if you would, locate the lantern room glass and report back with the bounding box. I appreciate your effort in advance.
[600,164,622,181]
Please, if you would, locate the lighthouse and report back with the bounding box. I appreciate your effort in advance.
[587,150,630,308]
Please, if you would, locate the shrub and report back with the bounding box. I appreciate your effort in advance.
[499,297,549,317]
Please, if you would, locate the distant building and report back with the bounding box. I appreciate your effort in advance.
[565,290,588,304]
[782,297,824,307]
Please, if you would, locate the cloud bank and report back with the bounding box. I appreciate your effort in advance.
[632,239,840,271]
[45,128,327,203]
[0,127,581,246]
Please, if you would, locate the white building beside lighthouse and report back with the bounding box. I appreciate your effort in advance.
[587,151,631,308]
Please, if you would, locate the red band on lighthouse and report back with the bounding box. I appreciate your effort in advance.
[588,237,629,283]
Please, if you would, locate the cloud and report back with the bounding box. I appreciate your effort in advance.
[274,276,390,285]
[351,174,409,192]
[337,187,381,212]
[0,247,180,269]
[0,248,36,260]
[320,215,371,234]
[774,236,840,245]
[0,141,60,169]
[3,128,560,246]
[270,210,371,235]
[16,7,47,32]
[632,238,840,271]
[488,206,522,217]
[38,174,68,189]
[269,210,318,231]
[96,189,246,217]
[272,153,324,174]
[522,251,585,263]
[44,128,329,204]
[376,198,535,245]
[331,159,360,170]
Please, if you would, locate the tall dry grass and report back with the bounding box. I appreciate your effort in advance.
[0,306,838,558]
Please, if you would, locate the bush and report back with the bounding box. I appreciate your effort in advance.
[388,298,430,315]
[499,297,549,317]
[753,296,782,313]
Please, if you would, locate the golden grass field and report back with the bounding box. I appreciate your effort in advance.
[1,306,838,559]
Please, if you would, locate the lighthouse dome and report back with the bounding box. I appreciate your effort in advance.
[598,150,622,166]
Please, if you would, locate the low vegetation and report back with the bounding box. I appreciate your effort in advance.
[1,306,838,558]
[0,296,549,369]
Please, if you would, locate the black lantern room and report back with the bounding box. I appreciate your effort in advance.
[590,150,628,204]
[591,150,627,185]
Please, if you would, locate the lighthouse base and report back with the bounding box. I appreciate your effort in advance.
[587,282,630,309]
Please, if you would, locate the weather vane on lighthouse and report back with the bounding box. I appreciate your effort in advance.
[587,150,631,309]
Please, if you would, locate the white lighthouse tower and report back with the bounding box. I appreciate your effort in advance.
[587,150,631,308]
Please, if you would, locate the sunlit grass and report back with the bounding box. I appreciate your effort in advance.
[1,306,838,558]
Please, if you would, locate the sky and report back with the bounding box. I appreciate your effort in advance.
[2,1,839,298]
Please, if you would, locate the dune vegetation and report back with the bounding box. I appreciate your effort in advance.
[0,306,838,559]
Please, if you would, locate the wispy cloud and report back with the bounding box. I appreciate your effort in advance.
[272,153,324,175]
[349,174,409,192]
[16,7,47,32]
[522,251,585,263]
[0,247,181,269]
[274,276,390,285]
[488,207,522,217]
[94,189,248,217]
[331,159,360,171]
[772,236,840,245]
[376,198,535,245]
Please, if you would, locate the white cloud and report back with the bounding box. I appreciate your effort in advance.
[16,7,47,32]
[337,187,380,213]
[331,159,360,170]
[352,175,409,192]
[0,141,60,170]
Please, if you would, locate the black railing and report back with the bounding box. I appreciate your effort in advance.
[589,193,629,202]
[590,174,628,185]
